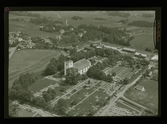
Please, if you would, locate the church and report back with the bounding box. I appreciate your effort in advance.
[64,58,91,75]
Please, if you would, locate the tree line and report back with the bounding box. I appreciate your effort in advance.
[141,13,154,18]
[107,11,130,18]
[128,21,153,27]
[10,11,40,17]
[71,16,84,20]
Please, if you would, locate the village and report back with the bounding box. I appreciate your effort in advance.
[8,11,158,117]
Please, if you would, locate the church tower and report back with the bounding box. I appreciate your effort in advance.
[64,60,73,75]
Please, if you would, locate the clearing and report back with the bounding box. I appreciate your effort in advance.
[124,79,158,112]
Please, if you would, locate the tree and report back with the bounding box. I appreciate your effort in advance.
[43,93,52,102]
[71,100,77,106]
[57,98,67,107]
[112,72,116,76]
[65,68,79,85]
[123,78,128,85]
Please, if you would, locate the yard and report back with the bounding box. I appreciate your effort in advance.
[124,79,158,112]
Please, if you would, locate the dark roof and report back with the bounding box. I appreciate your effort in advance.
[73,59,91,71]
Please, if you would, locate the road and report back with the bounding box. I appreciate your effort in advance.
[98,74,143,116]
[9,45,18,60]
[52,11,69,26]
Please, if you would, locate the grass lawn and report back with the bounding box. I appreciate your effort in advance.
[16,109,35,117]
[130,33,154,50]
[28,79,58,92]
[124,79,158,111]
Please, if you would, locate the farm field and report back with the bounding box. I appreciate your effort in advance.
[116,101,140,114]
[9,14,35,21]
[9,49,60,74]
[8,49,60,89]
[130,33,154,50]
[9,20,59,37]
[124,79,158,112]
[16,109,35,117]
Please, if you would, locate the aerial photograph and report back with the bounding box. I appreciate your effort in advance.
[8,10,158,117]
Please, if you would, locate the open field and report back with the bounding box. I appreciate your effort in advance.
[9,14,35,21]
[16,109,35,117]
[130,34,154,50]
[124,79,158,111]
[9,20,59,37]
[116,101,140,114]
[28,79,58,92]
[9,49,60,74]
[8,49,60,89]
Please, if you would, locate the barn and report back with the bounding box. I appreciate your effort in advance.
[122,48,136,53]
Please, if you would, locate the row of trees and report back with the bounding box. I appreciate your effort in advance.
[29,17,63,26]
[95,17,107,20]
[71,16,84,20]
[107,11,130,18]
[10,11,40,17]
[141,13,154,18]
[128,21,153,27]
[9,72,61,113]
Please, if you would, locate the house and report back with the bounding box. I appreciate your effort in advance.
[150,55,158,62]
[55,35,61,41]
[135,52,147,58]
[78,33,83,38]
[60,29,65,34]
[134,85,145,91]
[64,58,91,75]
[148,71,153,77]
[70,28,74,31]
[122,48,136,53]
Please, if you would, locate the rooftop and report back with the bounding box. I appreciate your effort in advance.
[151,55,158,61]
[73,58,91,71]
[135,52,147,57]
[122,47,136,52]
[134,85,144,90]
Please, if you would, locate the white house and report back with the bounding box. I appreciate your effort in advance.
[134,85,145,92]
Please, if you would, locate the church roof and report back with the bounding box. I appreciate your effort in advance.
[73,59,91,71]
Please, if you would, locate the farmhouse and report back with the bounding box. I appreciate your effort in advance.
[134,85,145,92]
[60,29,65,34]
[122,48,136,53]
[64,58,91,75]
[150,55,158,62]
